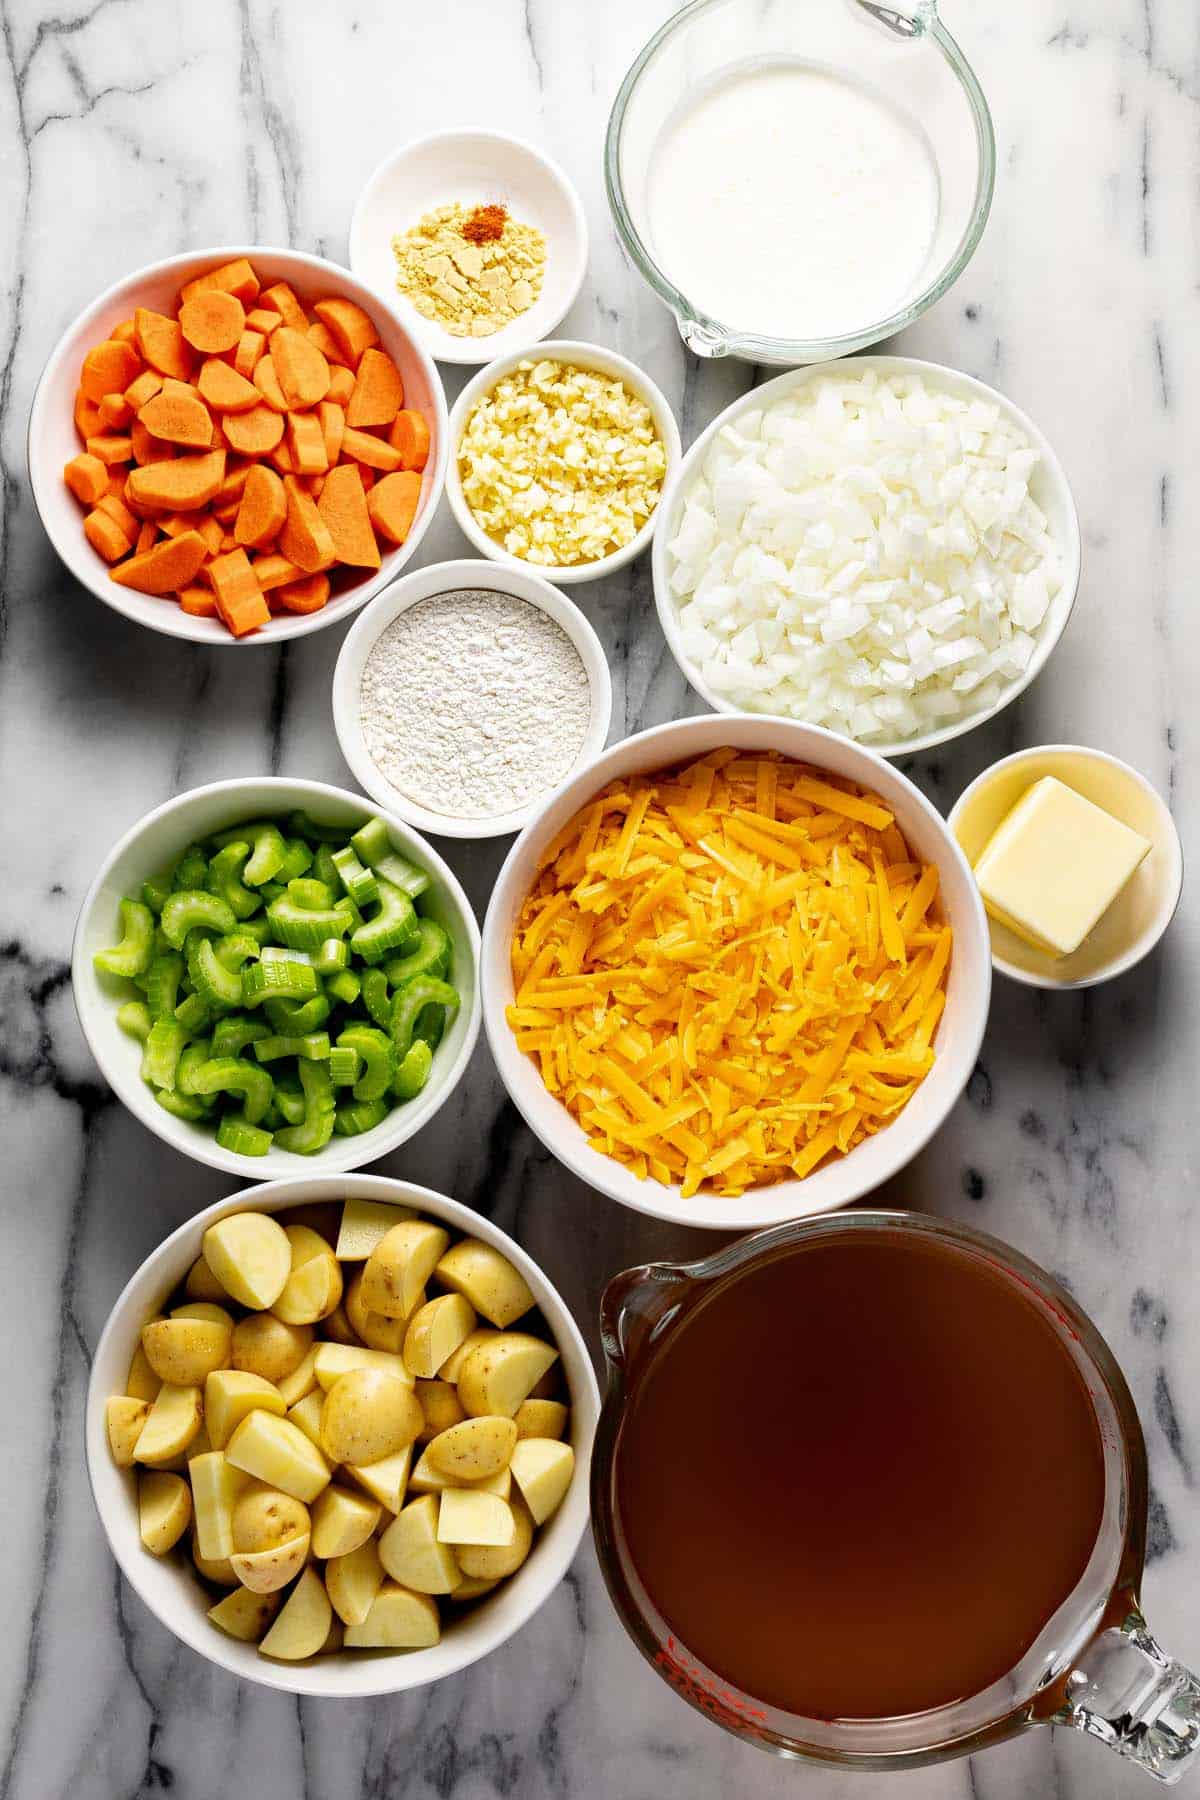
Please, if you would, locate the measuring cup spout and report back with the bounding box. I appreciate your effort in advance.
[598,1261,692,1376]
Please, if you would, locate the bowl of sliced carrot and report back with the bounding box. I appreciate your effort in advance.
[29,247,448,644]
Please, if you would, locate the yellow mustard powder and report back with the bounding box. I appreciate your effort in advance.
[392,204,546,338]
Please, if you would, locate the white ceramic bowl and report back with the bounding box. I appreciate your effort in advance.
[85,1173,600,1697]
[332,558,613,839]
[445,339,681,585]
[72,778,481,1176]
[948,745,1184,989]
[349,130,589,367]
[651,356,1081,757]
[482,715,992,1231]
[29,245,449,646]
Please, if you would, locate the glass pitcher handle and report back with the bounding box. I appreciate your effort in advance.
[1059,1616,1200,1783]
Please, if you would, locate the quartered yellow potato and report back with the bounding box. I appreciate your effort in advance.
[232,1313,313,1385]
[311,1485,381,1560]
[189,1451,252,1561]
[208,1585,282,1643]
[230,1532,312,1594]
[260,1567,332,1662]
[184,1255,228,1304]
[408,1447,511,1499]
[192,1534,239,1587]
[325,1536,385,1627]
[457,1334,559,1420]
[287,1391,325,1451]
[360,1220,450,1320]
[231,1487,310,1554]
[134,1383,203,1466]
[378,1495,462,1595]
[448,1576,500,1603]
[320,1368,423,1467]
[107,1396,151,1467]
[427,1416,517,1482]
[344,1583,441,1649]
[335,1197,415,1261]
[225,1410,331,1503]
[171,1302,235,1328]
[344,1444,413,1514]
[272,1225,344,1327]
[275,1344,320,1409]
[203,1212,292,1310]
[510,1440,576,1525]
[437,1490,515,1549]
[204,1370,286,1450]
[314,1341,413,1390]
[125,1338,162,1403]
[323,1612,345,1654]
[438,1328,500,1385]
[139,1471,192,1555]
[456,1497,535,1580]
[321,1303,360,1347]
[435,1239,535,1329]
[403,1293,476,1380]
[415,1380,466,1441]
[514,1399,568,1442]
[345,1267,415,1353]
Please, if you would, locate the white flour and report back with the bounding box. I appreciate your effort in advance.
[359,588,593,820]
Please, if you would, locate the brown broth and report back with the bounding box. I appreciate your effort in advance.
[614,1231,1106,1720]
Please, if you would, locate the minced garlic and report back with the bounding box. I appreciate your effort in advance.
[458,358,668,566]
[392,203,546,338]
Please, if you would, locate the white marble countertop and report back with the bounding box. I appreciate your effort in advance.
[2,0,1198,1794]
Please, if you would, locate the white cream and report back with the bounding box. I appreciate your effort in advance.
[646,60,939,342]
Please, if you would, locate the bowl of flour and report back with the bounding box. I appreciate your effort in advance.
[333,558,613,838]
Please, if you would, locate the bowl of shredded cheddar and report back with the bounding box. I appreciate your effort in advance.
[482,716,991,1229]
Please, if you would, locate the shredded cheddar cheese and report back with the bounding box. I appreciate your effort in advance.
[507,751,952,1199]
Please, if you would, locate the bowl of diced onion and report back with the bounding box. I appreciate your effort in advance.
[651,356,1080,757]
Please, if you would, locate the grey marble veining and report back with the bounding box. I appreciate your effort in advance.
[1,0,1198,1795]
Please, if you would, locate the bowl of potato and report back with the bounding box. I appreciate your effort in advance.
[85,1174,598,1695]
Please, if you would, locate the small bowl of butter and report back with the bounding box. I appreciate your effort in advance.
[949,746,1183,989]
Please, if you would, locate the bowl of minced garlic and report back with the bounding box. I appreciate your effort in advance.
[482,717,992,1230]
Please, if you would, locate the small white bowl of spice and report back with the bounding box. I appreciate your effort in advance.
[349,130,589,366]
[445,340,680,584]
[332,557,613,839]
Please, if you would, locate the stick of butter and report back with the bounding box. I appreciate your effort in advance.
[973,776,1151,958]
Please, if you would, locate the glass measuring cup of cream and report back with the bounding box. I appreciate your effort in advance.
[606,0,994,362]
[592,1211,1200,1779]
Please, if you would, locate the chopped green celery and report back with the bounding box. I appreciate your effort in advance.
[334,1096,389,1137]
[216,1113,273,1156]
[207,843,261,921]
[176,1039,213,1095]
[313,844,340,892]
[116,1000,152,1042]
[277,836,314,881]
[141,1017,188,1089]
[273,1059,336,1154]
[144,953,184,1020]
[288,877,335,911]
[264,992,331,1033]
[266,895,353,952]
[94,899,155,978]
[156,1088,212,1123]
[337,1024,394,1104]
[351,817,430,898]
[173,992,212,1034]
[394,1039,433,1102]
[252,1032,331,1062]
[258,880,286,903]
[325,969,361,1006]
[237,917,274,947]
[331,846,378,909]
[187,1056,274,1124]
[152,924,174,958]
[288,809,347,844]
[329,1046,360,1086]
[351,879,419,966]
[314,939,350,976]
[273,1077,306,1125]
[161,890,236,950]
[414,1003,446,1052]
[187,935,244,1008]
[384,919,451,988]
[171,844,209,891]
[214,933,260,972]
[361,968,393,1029]
[391,978,460,1062]
[260,1098,285,1131]
[243,822,288,886]
[260,943,312,965]
[141,871,173,916]
[211,1015,269,1057]
[243,959,319,1007]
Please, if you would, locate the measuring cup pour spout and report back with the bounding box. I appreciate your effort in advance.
[598,1261,692,1377]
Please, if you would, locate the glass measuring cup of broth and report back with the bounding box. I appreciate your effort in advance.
[592,1211,1200,1779]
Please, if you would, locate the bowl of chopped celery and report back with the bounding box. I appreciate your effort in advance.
[73,778,481,1176]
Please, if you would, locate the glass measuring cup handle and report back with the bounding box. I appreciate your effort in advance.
[1059,1614,1200,1783]
[850,0,938,38]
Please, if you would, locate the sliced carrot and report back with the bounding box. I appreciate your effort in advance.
[178,583,218,616]
[367,470,423,546]
[130,419,174,466]
[318,400,344,466]
[134,308,193,381]
[105,468,128,497]
[127,449,225,513]
[63,453,109,507]
[85,433,134,466]
[135,521,157,555]
[98,391,133,431]
[307,321,346,365]
[252,553,302,591]
[304,474,325,500]
[81,340,141,403]
[234,464,287,549]
[286,412,328,477]
[326,364,355,407]
[108,529,205,595]
[279,477,336,573]
[261,282,308,331]
[123,369,163,412]
[96,492,138,539]
[272,327,330,410]
[339,426,401,473]
[233,330,265,379]
[252,354,288,413]
[268,438,294,476]
[180,259,260,308]
[222,404,284,457]
[346,348,403,429]
[179,289,246,355]
[389,409,430,472]
[84,508,132,562]
[312,297,378,367]
[162,510,223,555]
[75,388,103,441]
[275,572,330,614]
[138,385,212,448]
[198,358,260,413]
[205,548,270,636]
[212,498,240,526]
[215,457,254,507]
[357,465,376,493]
[111,318,138,346]
[245,307,282,336]
[316,462,380,569]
